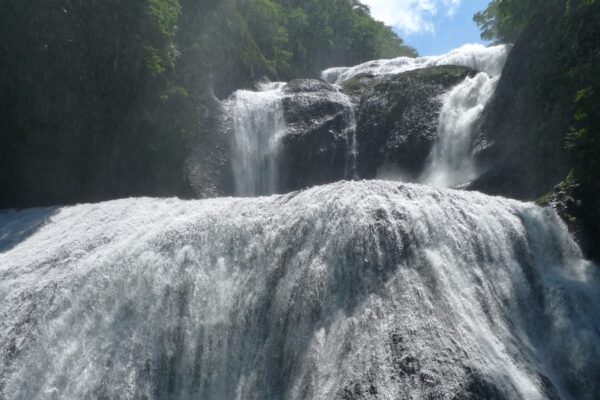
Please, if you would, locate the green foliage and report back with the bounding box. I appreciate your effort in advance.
[148,0,181,37]
[473,0,564,43]
[0,0,192,205]
[238,0,291,73]
[235,0,417,78]
[474,0,521,43]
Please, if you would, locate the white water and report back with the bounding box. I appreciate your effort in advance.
[322,44,509,85]
[1,181,599,399]
[340,93,358,179]
[419,73,500,187]
[230,82,287,196]
[346,44,508,188]
[229,82,358,196]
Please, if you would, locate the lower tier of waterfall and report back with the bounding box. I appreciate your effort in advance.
[1,181,598,400]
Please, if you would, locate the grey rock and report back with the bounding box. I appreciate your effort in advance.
[351,66,476,180]
[278,79,355,193]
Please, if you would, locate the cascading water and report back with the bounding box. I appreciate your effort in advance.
[229,81,358,196]
[1,181,599,399]
[419,73,500,187]
[230,82,287,196]
[340,94,358,179]
[329,44,508,188]
[231,45,509,196]
[416,45,508,188]
[322,44,509,85]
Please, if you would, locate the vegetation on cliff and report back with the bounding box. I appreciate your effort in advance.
[474,0,600,260]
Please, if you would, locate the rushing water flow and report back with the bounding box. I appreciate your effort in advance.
[415,46,508,188]
[1,181,599,399]
[229,81,357,196]
[338,44,508,188]
[419,73,500,187]
[322,44,509,85]
[340,93,358,179]
[230,82,287,196]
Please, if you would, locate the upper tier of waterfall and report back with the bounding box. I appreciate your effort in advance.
[225,44,510,198]
[1,180,598,400]
[331,43,509,189]
[321,44,509,84]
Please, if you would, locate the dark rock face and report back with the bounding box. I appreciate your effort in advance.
[278,79,354,193]
[469,23,573,200]
[350,66,475,180]
[277,69,477,192]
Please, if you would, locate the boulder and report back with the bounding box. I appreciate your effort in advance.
[350,66,476,180]
[277,79,355,192]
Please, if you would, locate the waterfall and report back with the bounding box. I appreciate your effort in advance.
[3,42,599,400]
[416,45,508,188]
[229,81,358,196]
[230,82,287,196]
[229,45,510,197]
[1,181,599,399]
[419,73,500,187]
[340,93,358,179]
[330,44,508,188]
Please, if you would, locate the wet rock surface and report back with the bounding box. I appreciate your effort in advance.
[191,79,356,196]
[350,66,475,180]
[278,79,355,193]
[1,181,597,399]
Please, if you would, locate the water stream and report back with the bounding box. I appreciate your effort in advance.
[1,181,598,399]
[230,82,287,197]
[419,73,500,187]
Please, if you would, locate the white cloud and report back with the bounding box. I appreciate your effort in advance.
[442,0,462,16]
[360,0,463,34]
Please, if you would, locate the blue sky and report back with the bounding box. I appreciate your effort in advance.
[361,0,491,56]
